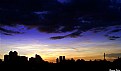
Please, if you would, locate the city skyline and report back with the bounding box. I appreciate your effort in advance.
[0,50,120,63]
[0,51,120,71]
[1,51,120,62]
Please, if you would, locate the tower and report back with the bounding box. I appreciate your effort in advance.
[9,51,18,62]
[56,58,59,63]
[104,53,106,60]
[58,56,66,63]
[59,56,63,63]
[63,56,65,61]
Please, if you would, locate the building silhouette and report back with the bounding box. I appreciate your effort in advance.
[1,51,121,71]
[0,59,2,63]
[63,56,65,61]
[29,54,43,63]
[4,55,9,62]
[4,51,18,63]
[35,54,43,63]
[59,56,63,63]
[104,53,106,60]
[56,58,59,63]
[18,56,28,63]
[56,56,66,63]
[29,57,35,63]
[4,51,28,63]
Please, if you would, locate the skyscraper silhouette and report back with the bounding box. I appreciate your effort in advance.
[4,51,28,63]
[56,58,59,63]
[58,56,66,63]
[8,51,18,63]
[59,56,63,63]
[63,56,65,61]
[104,53,106,60]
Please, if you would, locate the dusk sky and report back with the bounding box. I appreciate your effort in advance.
[0,0,121,62]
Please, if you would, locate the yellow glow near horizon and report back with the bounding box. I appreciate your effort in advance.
[0,42,121,62]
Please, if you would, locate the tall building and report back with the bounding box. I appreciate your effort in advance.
[56,58,59,63]
[8,51,18,62]
[104,53,106,60]
[63,56,65,61]
[4,51,28,63]
[9,51,18,57]
[59,56,63,63]
[57,56,66,63]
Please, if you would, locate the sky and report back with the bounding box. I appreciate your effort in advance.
[0,25,121,62]
[0,0,121,62]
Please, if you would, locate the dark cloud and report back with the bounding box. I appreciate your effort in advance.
[50,36,66,40]
[106,53,121,58]
[108,36,120,40]
[0,0,121,39]
[0,27,21,35]
[50,31,82,40]
[108,29,121,34]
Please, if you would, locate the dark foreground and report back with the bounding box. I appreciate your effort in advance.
[0,60,121,71]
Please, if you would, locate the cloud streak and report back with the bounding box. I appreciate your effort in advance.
[106,53,121,58]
